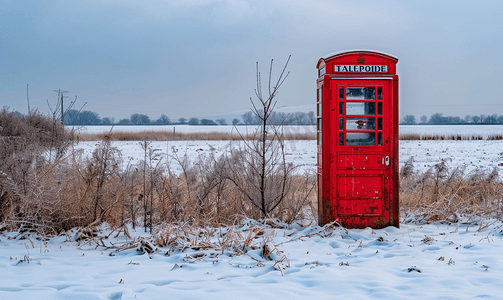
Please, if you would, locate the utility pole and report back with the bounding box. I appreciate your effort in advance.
[53,89,68,124]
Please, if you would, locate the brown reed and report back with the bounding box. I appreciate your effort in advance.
[75,130,502,142]
[75,130,315,141]
[400,159,503,223]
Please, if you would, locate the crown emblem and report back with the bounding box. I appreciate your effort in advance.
[357,56,365,64]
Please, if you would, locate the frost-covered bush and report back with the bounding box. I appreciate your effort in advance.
[400,159,503,223]
[0,108,71,226]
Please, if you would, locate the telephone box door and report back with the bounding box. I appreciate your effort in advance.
[331,79,393,228]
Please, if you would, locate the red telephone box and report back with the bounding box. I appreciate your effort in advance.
[316,50,399,228]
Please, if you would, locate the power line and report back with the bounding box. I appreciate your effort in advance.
[53,89,68,124]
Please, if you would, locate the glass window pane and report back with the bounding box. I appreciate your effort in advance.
[378,87,383,100]
[339,118,344,130]
[339,133,344,145]
[318,132,322,145]
[339,87,344,100]
[378,102,382,115]
[378,132,383,145]
[378,118,382,130]
[339,102,344,115]
[346,87,375,100]
[346,132,375,146]
[317,89,322,102]
[345,117,376,130]
[346,102,375,115]
[317,118,322,130]
[318,103,322,116]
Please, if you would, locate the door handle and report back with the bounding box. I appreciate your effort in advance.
[384,156,390,166]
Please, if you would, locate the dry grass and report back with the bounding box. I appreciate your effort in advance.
[487,134,503,140]
[76,130,503,142]
[401,133,503,141]
[0,139,317,234]
[400,158,503,223]
[75,130,315,141]
[399,133,421,140]
[400,133,490,141]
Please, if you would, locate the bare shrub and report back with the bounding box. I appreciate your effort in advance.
[84,138,123,224]
[0,107,70,158]
[400,159,503,223]
[223,56,305,219]
[273,171,317,224]
[0,107,72,227]
[400,157,415,179]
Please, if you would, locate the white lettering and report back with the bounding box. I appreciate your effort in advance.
[334,65,388,73]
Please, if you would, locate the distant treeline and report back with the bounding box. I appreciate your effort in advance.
[241,111,315,125]
[63,109,316,126]
[401,113,503,125]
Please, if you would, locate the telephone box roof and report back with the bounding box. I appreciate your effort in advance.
[320,49,398,61]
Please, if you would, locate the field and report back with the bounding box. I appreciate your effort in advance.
[72,124,503,174]
[76,124,503,137]
[73,139,503,174]
[2,125,503,299]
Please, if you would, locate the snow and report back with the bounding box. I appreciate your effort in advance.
[400,140,503,172]
[75,140,317,174]
[400,125,503,139]
[3,127,502,298]
[1,221,502,299]
[76,124,503,140]
[74,139,503,174]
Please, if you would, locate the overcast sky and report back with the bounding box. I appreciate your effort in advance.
[1,0,503,121]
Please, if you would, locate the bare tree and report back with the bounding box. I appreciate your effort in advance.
[226,56,295,217]
[307,111,315,125]
[188,117,200,125]
[216,118,227,125]
[401,115,417,125]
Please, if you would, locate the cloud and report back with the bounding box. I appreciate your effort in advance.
[2,0,503,119]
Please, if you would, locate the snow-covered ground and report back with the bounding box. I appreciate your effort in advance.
[400,140,503,172]
[74,124,503,139]
[74,139,503,174]
[400,125,503,139]
[2,221,502,299]
[3,130,502,299]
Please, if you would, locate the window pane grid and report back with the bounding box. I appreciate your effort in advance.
[338,85,384,146]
